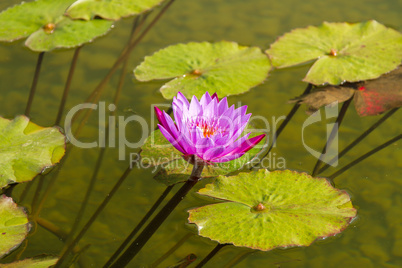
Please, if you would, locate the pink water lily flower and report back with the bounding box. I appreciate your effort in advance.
[155,92,265,164]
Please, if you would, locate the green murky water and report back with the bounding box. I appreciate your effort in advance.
[0,0,401,267]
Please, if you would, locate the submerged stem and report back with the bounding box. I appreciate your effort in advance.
[329,134,402,180]
[110,163,204,267]
[54,167,133,268]
[195,243,228,268]
[104,185,174,268]
[25,52,45,117]
[250,83,313,169]
[317,108,399,175]
[311,97,352,177]
[55,46,82,126]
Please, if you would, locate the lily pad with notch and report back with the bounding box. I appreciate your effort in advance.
[266,20,402,85]
[66,0,166,21]
[0,195,30,258]
[188,169,357,251]
[0,116,66,188]
[0,0,113,51]
[134,41,271,99]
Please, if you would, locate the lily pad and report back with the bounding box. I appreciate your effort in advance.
[66,0,165,21]
[0,0,113,51]
[134,41,271,99]
[0,195,30,258]
[140,129,267,186]
[292,67,402,116]
[0,116,66,188]
[188,169,356,251]
[266,20,402,85]
[0,255,58,267]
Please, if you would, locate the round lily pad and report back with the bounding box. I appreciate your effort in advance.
[266,20,402,85]
[66,0,166,21]
[0,116,66,188]
[134,41,271,99]
[0,255,58,267]
[140,129,267,186]
[188,169,357,251]
[0,195,30,258]
[0,0,113,51]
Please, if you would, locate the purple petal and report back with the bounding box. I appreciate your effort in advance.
[188,96,202,117]
[211,92,219,102]
[229,134,266,155]
[158,124,186,154]
[199,92,212,107]
[217,97,228,116]
[211,152,245,162]
[203,146,225,161]
[176,92,190,109]
[195,137,214,156]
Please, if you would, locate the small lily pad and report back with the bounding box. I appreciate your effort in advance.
[188,169,356,251]
[0,116,66,188]
[266,20,402,85]
[0,0,113,51]
[140,129,267,186]
[0,255,58,267]
[66,0,166,21]
[134,41,271,99]
[0,195,30,258]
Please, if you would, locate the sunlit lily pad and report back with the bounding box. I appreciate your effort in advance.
[140,129,267,186]
[134,41,271,99]
[0,195,30,258]
[0,116,66,188]
[188,169,356,251]
[0,0,113,51]
[266,20,402,85]
[292,67,402,116]
[67,0,165,20]
[0,255,58,267]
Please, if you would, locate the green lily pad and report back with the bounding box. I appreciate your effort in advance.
[266,20,402,85]
[0,0,113,51]
[0,255,58,267]
[66,0,166,21]
[0,116,66,188]
[0,195,30,258]
[140,129,267,186]
[188,169,357,251]
[134,41,271,99]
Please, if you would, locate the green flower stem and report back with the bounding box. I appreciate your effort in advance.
[250,83,312,169]
[329,133,402,180]
[25,52,45,117]
[195,243,228,268]
[110,163,205,267]
[104,185,174,268]
[317,107,399,175]
[149,232,194,268]
[54,166,133,268]
[311,97,353,177]
[54,46,82,126]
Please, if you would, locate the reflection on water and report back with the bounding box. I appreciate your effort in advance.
[0,0,401,267]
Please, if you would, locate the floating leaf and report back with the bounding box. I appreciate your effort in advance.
[289,86,355,114]
[0,0,113,51]
[66,0,165,21]
[0,255,58,267]
[140,129,267,186]
[266,20,402,85]
[188,170,356,251]
[134,41,271,99]
[293,67,402,116]
[0,116,66,188]
[0,195,30,258]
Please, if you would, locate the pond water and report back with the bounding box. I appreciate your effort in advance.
[0,0,401,267]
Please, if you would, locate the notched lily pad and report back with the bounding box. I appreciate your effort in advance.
[134,41,271,99]
[266,20,402,85]
[188,169,357,251]
[292,67,402,116]
[0,195,30,258]
[140,129,267,186]
[0,254,58,267]
[0,116,66,188]
[0,0,113,51]
[66,0,165,21]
